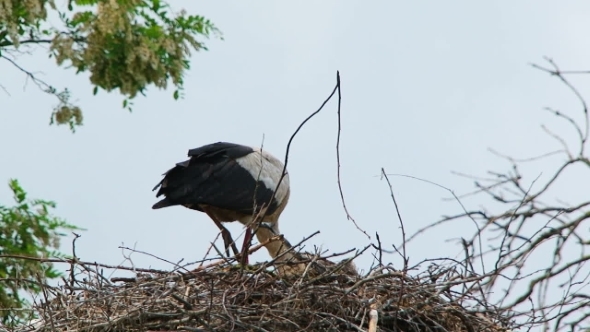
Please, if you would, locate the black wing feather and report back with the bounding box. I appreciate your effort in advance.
[152,142,275,214]
[187,142,254,159]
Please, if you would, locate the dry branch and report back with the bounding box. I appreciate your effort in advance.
[403,58,590,331]
[3,248,512,332]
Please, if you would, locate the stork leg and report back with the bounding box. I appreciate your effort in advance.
[201,208,239,258]
[239,227,254,266]
[214,218,240,258]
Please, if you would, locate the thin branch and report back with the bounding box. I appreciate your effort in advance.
[335,72,368,238]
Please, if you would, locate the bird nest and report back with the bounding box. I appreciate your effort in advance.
[11,246,514,332]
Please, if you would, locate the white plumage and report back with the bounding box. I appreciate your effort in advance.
[152,142,291,264]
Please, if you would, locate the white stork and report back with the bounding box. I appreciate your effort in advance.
[151,142,291,265]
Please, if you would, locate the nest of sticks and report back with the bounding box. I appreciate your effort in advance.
[13,239,514,332]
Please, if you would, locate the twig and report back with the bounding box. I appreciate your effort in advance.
[0,254,170,274]
[382,172,486,275]
[260,73,341,226]
[335,72,369,239]
[118,246,189,273]
[380,168,408,270]
[69,232,81,294]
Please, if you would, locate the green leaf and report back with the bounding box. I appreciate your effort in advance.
[1,0,222,132]
[152,0,161,11]
[0,180,84,325]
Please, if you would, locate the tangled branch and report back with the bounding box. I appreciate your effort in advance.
[407,57,590,331]
[1,241,512,332]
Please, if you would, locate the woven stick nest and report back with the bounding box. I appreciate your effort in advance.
[11,239,514,332]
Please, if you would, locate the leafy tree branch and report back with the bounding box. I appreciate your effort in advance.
[0,179,82,326]
[0,0,221,131]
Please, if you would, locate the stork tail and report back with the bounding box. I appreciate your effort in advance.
[152,199,172,209]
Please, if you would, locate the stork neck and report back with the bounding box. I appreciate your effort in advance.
[254,226,296,261]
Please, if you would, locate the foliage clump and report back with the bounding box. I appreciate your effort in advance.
[0,180,81,326]
[0,0,220,130]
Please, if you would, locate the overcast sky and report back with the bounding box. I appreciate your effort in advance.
[2,1,590,325]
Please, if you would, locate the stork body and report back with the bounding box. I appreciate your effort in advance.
[152,142,291,264]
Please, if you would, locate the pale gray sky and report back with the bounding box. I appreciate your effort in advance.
[2,1,590,327]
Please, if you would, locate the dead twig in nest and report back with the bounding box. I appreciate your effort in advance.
[6,247,512,332]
